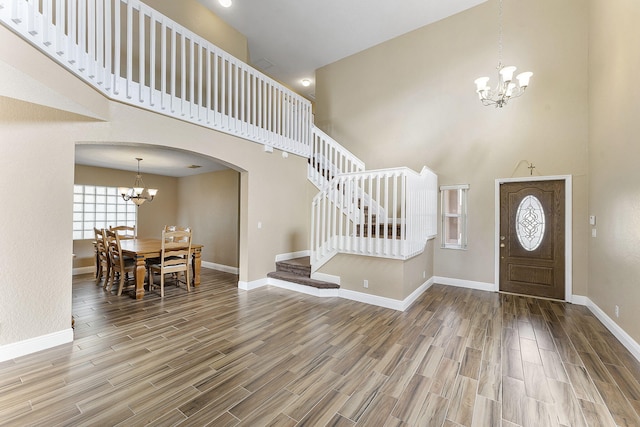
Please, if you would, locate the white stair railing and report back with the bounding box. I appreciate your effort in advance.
[1,0,439,272]
[0,0,313,156]
[311,166,437,272]
[308,126,389,222]
[308,126,365,189]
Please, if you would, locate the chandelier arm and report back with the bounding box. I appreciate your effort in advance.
[120,158,157,205]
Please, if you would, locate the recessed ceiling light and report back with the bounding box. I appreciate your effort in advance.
[301,79,311,87]
[219,0,232,7]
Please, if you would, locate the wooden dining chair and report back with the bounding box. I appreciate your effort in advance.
[163,225,191,234]
[148,229,192,297]
[94,228,110,287]
[109,225,136,240]
[105,229,137,296]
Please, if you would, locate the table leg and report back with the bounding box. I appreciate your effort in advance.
[135,255,146,299]
[192,247,202,287]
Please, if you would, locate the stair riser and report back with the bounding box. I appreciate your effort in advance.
[275,261,311,276]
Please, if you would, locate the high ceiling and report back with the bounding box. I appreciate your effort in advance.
[75,0,487,176]
[196,0,487,99]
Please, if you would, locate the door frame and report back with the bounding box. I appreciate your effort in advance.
[494,175,573,301]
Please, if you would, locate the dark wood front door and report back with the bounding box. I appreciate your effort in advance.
[499,180,565,300]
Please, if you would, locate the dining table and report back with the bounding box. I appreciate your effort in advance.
[119,238,203,299]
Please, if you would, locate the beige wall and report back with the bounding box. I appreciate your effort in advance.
[72,164,180,268]
[588,0,640,339]
[315,0,589,295]
[178,169,240,268]
[0,24,310,347]
[321,241,434,301]
[8,0,640,355]
[72,166,241,270]
[143,0,248,62]
[0,97,76,344]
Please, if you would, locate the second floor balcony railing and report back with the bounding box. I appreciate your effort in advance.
[0,0,313,156]
[1,0,439,270]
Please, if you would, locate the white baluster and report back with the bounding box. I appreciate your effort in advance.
[189,37,194,117]
[170,27,176,112]
[87,0,95,78]
[138,4,145,102]
[206,47,211,123]
[27,0,36,35]
[148,10,155,105]
[103,0,112,90]
[55,0,64,55]
[160,19,167,109]
[112,0,119,93]
[125,1,132,98]
[43,0,53,46]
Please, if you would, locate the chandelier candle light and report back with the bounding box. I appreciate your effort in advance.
[119,158,158,206]
[474,0,533,108]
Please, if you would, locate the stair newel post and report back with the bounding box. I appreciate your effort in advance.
[375,173,382,254]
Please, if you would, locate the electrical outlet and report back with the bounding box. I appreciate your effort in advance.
[363,279,369,288]
[615,305,620,318]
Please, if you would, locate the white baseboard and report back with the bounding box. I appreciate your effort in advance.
[434,276,495,292]
[75,263,238,276]
[572,296,640,362]
[339,277,435,311]
[310,271,340,286]
[73,266,94,276]
[246,275,434,312]
[238,278,268,291]
[275,250,310,262]
[202,261,239,275]
[0,329,74,362]
[430,280,640,364]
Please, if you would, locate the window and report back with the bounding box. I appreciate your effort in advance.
[516,195,546,251]
[73,185,137,240]
[440,184,469,249]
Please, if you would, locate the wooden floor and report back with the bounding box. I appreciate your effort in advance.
[2,270,640,426]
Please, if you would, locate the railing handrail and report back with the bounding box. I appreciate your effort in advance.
[1,0,439,273]
[0,0,313,157]
[308,126,365,191]
[310,165,437,271]
[312,127,365,170]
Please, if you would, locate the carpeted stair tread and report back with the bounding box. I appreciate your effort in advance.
[267,271,339,289]
[275,257,312,276]
[268,257,339,289]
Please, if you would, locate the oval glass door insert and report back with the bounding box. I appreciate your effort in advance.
[516,195,546,251]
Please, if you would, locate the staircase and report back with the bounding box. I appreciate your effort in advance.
[0,0,438,283]
[267,257,339,290]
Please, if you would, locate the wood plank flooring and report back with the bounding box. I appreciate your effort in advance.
[2,270,640,426]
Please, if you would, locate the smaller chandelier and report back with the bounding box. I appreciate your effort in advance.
[474,64,532,108]
[118,158,158,206]
[474,0,533,108]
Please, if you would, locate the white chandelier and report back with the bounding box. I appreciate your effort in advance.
[474,0,533,108]
[118,158,158,206]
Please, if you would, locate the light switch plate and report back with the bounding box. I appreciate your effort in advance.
[589,215,596,226]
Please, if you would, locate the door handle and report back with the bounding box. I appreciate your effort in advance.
[500,236,506,241]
